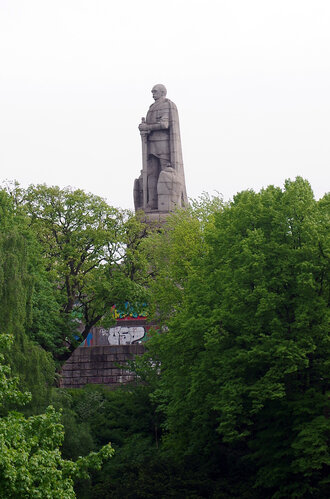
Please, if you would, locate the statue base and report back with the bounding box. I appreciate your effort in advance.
[134,167,185,221]
[137,209,171,228]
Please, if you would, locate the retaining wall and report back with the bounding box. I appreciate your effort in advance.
[60,344,145,389]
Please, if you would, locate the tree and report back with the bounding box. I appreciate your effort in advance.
[0,190,31,336]
[145,178,329,497]
[0,189,56,412]
[0,334,114,499]
[0,188,114,497]
[13,184,149,361]
[143,193,224,324]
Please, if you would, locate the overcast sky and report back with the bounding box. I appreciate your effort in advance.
[1,0,329,210]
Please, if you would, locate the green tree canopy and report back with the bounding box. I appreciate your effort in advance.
[0,189,56,411]
[145,178,329,497]
[0,187,114,497]
[0,334,114,499]
[3,183,149,361]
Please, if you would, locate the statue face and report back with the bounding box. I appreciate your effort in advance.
[151,86,164,101]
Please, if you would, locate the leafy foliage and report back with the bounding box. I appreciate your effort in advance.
[144,178,329,497]
[0,335,114,499]
[0,187,115,497]
[0,189,56,412]
[1,178,328,497]
[143,193,224,324]
[2,183,149,362]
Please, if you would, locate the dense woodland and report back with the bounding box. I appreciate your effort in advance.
[0,177,329,498]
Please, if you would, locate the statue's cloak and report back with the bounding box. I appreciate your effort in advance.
[165,98,188,206]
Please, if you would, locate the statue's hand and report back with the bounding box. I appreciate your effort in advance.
[139,123,149,132]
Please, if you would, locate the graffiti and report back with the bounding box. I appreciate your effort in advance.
[83,332,93,347]
[80,325,153,347]
[100,326,146,345]
[79,302,152,347]
[111,302,148,320]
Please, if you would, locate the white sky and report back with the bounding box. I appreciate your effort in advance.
[1,0,329,210]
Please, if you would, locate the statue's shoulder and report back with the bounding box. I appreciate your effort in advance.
[150,98,171,109]
[165,98,178,111]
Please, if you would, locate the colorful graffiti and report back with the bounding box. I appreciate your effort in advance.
[79,302,151,347]
[84,331,93,347]
[80,325,153,347]
[111,302,148,320]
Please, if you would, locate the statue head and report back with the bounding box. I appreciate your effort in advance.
[152,84,167,101]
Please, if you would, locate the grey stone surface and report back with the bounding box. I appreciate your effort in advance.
[59,344,145,388]
[134,84,188,213]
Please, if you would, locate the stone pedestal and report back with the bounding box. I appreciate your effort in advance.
[137,209,171,228]
[60,344,145,389]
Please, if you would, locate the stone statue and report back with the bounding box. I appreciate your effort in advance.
[134,84,188,213]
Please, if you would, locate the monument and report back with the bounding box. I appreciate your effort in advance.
[133,84,188,216]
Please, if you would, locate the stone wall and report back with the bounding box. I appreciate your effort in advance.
[60,344,145,389]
